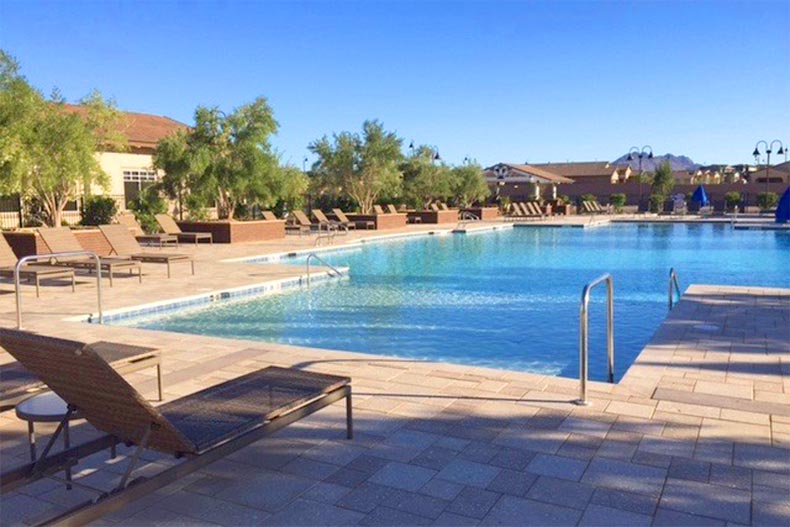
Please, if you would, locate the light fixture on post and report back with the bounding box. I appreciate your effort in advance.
[433,150,441,162]
[627,145,653,210]
[753,140,784,192]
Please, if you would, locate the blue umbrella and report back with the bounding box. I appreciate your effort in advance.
[775,187,790,224]
[691,185,709,207]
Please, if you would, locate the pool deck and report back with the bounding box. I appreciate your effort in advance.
[0,218,788,526]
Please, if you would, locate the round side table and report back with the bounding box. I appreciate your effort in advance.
[15,391,82,488]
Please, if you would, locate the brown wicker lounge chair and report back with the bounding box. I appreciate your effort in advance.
[429,203,440,212]
[0,340,163,411]
[386,204,399,214]
[117,213,178,248]
[154,214,213,245]
[37,227,142,287]
[0,329,352,524]
[261,210,279,221]
[373,204,387,215]
[0,235,75,297]
[333,208,373,230]
[99,224,194,278]
[312,209,345,231]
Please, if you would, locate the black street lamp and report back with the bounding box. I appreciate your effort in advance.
[627,145,653,209]
[753,140,785,192]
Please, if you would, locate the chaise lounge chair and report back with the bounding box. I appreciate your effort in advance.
[0,235,75,297]
[0,339,163,411]
[373,204,386,215]
[99,224,194,278]
[0,329,352,525]
[117,213,178,248]
[154,214,213,245]
[332,208,373,230]
[37,227,142,287]
[313,209,348,233]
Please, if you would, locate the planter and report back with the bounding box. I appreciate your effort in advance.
[462,207,499,221]
[176,220,285,243]
[345,213,407,230]
[3,229,113,258]
[406,210,459,224]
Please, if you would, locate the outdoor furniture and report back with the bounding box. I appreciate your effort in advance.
[294,210,335,232]
[117,213,178,248]
[99,224,194,278]
[37,227,142,287]
[0,235,75,297]
[429,203,440,212]
[1,340,163,411]
[0,329,352,525]
[386,204,400,214]
[333,208,373,230]
[312,209,347,232]
[261,210,279,221]
[155,214,213,245]
[373,204,386,215]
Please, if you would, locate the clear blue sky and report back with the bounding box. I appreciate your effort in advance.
[1,1,788,167]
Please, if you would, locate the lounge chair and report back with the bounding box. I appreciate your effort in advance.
[261,210,279,221]
[439,203,450,211]
[429,203,440,212]
[0,340,163,411]
[386,204,399,214]
[99,224,194,278]
[37,227,142,287]
[0,329,351,524]
[525,202,545,217]
[154,214,213,245]
[312,209,347,233]
[294,209,332,232]
[373,204,386,215]
[0,235,74,297]
[117,213,178,248]
[283,210,313,235]
[332,208,373,230]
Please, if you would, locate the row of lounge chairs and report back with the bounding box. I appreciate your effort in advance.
[119,213,213,246]
[506,201,545,221]
[580,200,609,214]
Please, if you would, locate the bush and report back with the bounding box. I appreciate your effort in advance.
[724,192,741,211]
[649,194,665,213]
[609,193,627,212]
[756,192,778,212]
[81,196,117,226]
[127,187,167,233]
[580,194,597,202]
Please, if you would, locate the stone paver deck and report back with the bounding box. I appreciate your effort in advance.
[0,219,787,526]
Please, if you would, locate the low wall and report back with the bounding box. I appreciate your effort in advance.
[177,220,286,243]
[346,213,408,230]
[407,210,459,224]
[463,207,499,221]
[3,228,113,258]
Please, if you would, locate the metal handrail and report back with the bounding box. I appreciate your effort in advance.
[15,251,103,329]
[305,253,342,286]
[455,212,481,231]
[575,273,614,406]
[668,267,681,310]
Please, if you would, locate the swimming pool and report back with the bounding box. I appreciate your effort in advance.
[116,224,789,381]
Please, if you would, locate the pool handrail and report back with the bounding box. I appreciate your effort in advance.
[668,267,681,310]
[15,251,103,329]
[305,253,342,286]
[575,273,614,406]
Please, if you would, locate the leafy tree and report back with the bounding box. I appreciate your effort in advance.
[724,191,741,211]
[309,120,403,214]
[451,162,489,207]
[401,145,452,209]
[609,193,627,212]
[649,161,674,213]
[756,192,778,212]
[153,129,192,220]
[128,185,168,233]
[81,195,117,226]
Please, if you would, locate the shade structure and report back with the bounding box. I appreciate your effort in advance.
[691,185,709,207]
[775,187,790,224]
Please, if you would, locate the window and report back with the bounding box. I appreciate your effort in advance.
[123,169,159,206]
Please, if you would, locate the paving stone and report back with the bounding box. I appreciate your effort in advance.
[433,511,481,526]
[708,463,751,490]
[336,482,409,513]
[261,498,363,526]
[433,436,470,452]
[447,486,501,519]
[752,469,789,489]
[526,453,588,481]
[753,483,790,505]
[488,447,535,470]
[668,457,711,482]
[752,500,790,527]
[420,478,465,501]
[486,469,538,497]
[526,476,595,510]
[0,493,57,525]
[480,495,582,526]
[631,450,673,468]
[368,461,436,491]
[733,443,790,473]
[558,416,613,439]
[410,446,458,471]
[581,457,667,497]
[359,505,433,526]
[280,456,339,480]
[459,441,501,463]
[345,454,391,475]
[659,478,751,524]
[436,459,501,488]
[299,482,351,505]
[652,508,726,526]
[578,503,652,526]
[595,439,639,460]
[389,491,449,520]
[158,490,270,526]
[589,487,657,516]
[215,472,314,512]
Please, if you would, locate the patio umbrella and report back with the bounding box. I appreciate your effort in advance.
[691,185,709,207]
[775,187,790,224]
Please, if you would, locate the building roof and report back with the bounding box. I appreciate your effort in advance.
[62,104,188,149]
[531,161,616,178]
[484,163,574,184]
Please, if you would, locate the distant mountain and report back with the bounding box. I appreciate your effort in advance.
[612,153,699,172]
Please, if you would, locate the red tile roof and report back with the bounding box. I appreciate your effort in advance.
[61,104,187,149]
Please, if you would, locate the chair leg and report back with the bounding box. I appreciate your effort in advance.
[156,363,163,401]
[108,268,113,288]
[346,391,353,440]
[35,277,40,298]
[71,274,75,292]
[167,262,171,279]
[138,267,142,283]
[190,261,195,275]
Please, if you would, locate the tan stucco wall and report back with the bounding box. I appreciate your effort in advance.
[88,151,162,210]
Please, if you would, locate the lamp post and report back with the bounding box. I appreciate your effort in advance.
[627,145,653,210]
[753,140,785,192]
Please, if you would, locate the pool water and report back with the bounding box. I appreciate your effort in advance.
[119,224,789,381]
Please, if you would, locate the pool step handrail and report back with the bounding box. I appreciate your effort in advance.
[305,253,342,286]
[15,251,103,329]
[575,273,614,406]
[668,268,681,310]
[455,212,481,231]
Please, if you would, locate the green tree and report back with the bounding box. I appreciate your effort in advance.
[153,128,193,220]
[649,161,674,213]
[609,193,627,212]
[309,120,403,214]
[401,145,452,209]
[451,162,490,207]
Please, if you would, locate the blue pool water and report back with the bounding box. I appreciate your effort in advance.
[119,224,789,381]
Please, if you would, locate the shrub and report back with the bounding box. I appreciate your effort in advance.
[580,194,597,202]
[80,196,117,226]
[558,195,571,204]
[609,193,627,212]
[724,192,741,211]
[127,187,167,233]
[756,192,778,212]
[649,194,665,213]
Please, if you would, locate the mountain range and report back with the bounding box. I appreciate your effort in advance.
[612,153,699,172]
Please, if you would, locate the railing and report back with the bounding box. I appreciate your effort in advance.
[15,251,103,329]
[668,267,681,310]
[305,253,342,286]
[575,273,614,406]
[455,211,480,231]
